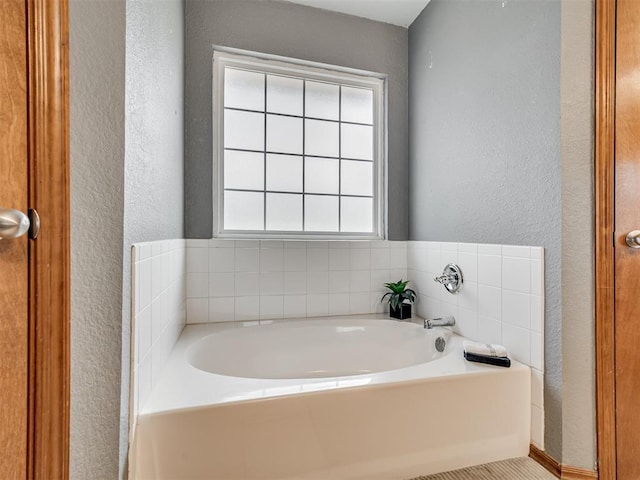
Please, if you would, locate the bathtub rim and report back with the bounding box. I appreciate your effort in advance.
[139,314,529,418]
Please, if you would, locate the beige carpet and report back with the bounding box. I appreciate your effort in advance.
[411,457,555,479]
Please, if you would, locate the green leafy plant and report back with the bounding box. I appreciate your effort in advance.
[381,279,417,310]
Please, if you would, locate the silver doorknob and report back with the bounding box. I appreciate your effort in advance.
[626,230,640,249]
[0,208,30,239]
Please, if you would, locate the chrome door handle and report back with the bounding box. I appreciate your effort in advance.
[626,230,640,249]
[0,208,30,239]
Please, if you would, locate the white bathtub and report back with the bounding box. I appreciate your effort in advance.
[130,315,530,480]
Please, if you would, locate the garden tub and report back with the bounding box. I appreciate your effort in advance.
[130,315,530,479]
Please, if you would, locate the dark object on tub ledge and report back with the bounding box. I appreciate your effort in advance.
[464,351,511,368]
[390,303,412,320]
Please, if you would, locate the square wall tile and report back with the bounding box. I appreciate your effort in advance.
[350,248,371,270]
[478,254,501,288]
[421,295,442,320]
[370,269,389,293]
[307,248,329,271]
[136,306,152,361]
[284,240,306,249]
[477,315,502,345]
[186,248,208,273]
[187,273,208,298]
[329,270,350,293]
[235,240,260,248]
[531,247,544,260]
[235,272,260,296]
[389,245,407,269]
[457,252,478,283]
[502,245,530,258]
[370,292,386,314]
[426,249,441,273]
[284,295,306,318]
[371,248,390,270]
[209,297,235,322]
[350,292,370,315]
[477,244,501,255]
[502,290,531,329]
[329,248,350,271]
[284,248,306,271]
[260,295,284,319]
[210,247,235,273]
[235,248,260,272]
[440,248,458,265]
[151,256,165,299]
[531,368,544,408]
[349,270,370,293]
[457,308,478,340]
[531,259,543,296]
[502,256,531,294]
[260,272,284,295]
[209,272,235,297]
[211,239,235,248]
[187,239,209,248]
[530,295,543,333]
[478,285,501,320]
[139,259,152,311]
[307,294,329,317]
[307,270,329,294]
[235,296,259,321]
[502,322,531,365]
[260,248,284,272]
[458,243,477,253]
[458,281,478,312]
[187,297,209,324]
[329,293,350,316]
[407,245,423,271]
[283,271,307,295]
[531,331,543,370]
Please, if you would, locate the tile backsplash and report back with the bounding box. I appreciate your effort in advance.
[185,239,408,323]
[407,241,545,449]
[130,239,186,436]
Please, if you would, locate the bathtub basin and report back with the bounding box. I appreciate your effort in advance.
[130,315,530,480]
[187,319,449,379]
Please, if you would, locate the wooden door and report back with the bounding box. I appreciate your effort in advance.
[0,0,30,476]
[0,0,70,477]
[614,0,640,478]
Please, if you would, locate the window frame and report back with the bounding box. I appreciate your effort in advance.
[212,47,387,240]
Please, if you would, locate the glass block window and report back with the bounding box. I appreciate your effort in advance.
[213,50,385,239]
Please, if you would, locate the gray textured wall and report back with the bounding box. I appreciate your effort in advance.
[70,1,185,478]
[122,0,185,476]
[560,0,595,470]
[70,1,126,478]
[408,0,564,460]
[184,0,409,239]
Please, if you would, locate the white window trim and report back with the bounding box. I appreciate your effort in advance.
[212,46,387,240]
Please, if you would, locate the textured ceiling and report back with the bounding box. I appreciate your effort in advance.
[282,0,431,27]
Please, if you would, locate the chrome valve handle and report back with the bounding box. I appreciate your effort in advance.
[433,263,463,294]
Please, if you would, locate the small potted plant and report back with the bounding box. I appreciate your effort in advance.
[381,279,417,320]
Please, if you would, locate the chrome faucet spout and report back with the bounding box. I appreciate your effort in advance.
[424,316,456,329]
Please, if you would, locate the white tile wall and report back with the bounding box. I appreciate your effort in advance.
[130,239,186,439]
[185,239,408,323]
[407,241,545,449]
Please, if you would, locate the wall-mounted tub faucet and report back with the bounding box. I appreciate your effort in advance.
[434,263,463,294]
[424,316,456,329]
